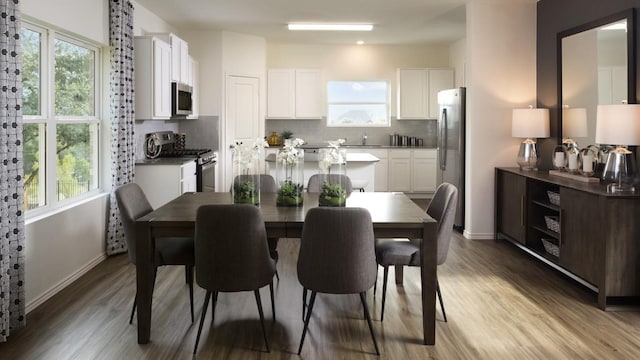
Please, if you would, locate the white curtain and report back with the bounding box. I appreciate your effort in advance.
[0,0,25,342]
[106,0,135,255]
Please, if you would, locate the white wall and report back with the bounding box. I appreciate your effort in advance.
[449,38,467,87]
[22,0,178,313]
[464,0,537,239]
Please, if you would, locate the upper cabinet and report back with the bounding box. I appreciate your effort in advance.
[134,36,172,120]
[151,33,190,84]
[267,68,323,119]
[397,68,454,120]
[187,56,199,119]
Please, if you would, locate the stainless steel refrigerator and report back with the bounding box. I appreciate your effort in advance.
[437,87,465,231]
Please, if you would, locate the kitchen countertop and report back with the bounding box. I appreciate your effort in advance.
[265,152,379,163]
[269,144,437,150]
[135,157,196,166]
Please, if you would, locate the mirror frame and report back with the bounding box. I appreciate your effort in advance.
[557,9,636,145]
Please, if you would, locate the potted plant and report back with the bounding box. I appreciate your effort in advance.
[318,138,348,207]
[231,138,268,205]
[276,138,305,206]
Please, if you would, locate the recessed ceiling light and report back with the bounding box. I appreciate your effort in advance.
[287,24,373,31]
[356,40,365,45]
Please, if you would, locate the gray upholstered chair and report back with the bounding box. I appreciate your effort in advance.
[114,183,195,324]
[297,207,379,355]
[193,204,276,354]
[306,173,353,194]
[374,182,458,322]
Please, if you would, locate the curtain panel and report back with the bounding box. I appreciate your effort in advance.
[0,0,25,342]
[106,0,135,255]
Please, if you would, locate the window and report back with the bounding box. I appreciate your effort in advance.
[327,81,390,127]
[22,21,101,214]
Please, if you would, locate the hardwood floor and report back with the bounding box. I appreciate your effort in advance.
[2,232,640,359]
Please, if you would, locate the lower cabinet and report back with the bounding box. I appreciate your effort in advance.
[389,149,437,194]
[135,160,196,209]
[495,167,640,309]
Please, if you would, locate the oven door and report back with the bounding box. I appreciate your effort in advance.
[197,160,216,192]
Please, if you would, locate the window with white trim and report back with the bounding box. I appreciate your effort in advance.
[327,80,390,127]
[22,21,101,214]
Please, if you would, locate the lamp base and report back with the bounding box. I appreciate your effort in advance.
[516,140,539,171]
[601,147,638,193]
[607,182,635,193]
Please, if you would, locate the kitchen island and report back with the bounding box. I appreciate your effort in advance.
[265,152,379,191]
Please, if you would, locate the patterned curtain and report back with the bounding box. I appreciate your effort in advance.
[106,0,135,255]
[0,0,25,342]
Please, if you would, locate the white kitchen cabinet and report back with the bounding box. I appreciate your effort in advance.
[187,56,199,119]
[134,36,172,120]
[389,148,437,194]
[397,68,453,119]
[363,148,389,191]
[267,68,323,119]
[135,160,196,209]
[150,33,190,84]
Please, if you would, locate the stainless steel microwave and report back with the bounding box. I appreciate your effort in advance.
[171,82,193,116]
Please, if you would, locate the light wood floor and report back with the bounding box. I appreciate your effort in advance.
[2,232,640,359]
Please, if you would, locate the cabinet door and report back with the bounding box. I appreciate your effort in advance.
[559,187,602,285]
[427,69,454,119]
[398,69,428,119]
[181,161,197,193]
[389,150,412,192]
[187,56,199,118]
[180,40,189,84]
[267,69,295,118]
[153,40,172,118]
[367,149,389,192]
[412,150,437,192]
[496,170,526,244]
[295,69,323,118]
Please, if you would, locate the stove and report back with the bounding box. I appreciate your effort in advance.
[144,131,217,191]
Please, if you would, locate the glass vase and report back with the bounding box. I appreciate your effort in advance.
[318,148,348,207]
[276,149,304,206]
[232,147,261,205]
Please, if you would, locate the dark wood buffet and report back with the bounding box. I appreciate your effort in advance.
[495,167,640,310]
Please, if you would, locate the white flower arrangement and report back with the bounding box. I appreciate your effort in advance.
[319,138,346,171]
[277,138,305,167]
[232,137,268,173]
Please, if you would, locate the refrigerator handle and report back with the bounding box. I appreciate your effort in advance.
[439,108,447,170]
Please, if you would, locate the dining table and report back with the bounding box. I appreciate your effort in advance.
[134,191,438,345]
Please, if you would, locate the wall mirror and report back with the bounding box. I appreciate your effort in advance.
[559,9,635,149]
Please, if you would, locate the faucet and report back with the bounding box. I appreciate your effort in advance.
[362,132,368,146]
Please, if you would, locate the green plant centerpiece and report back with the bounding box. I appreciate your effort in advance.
[276,138,305,206]
[231,138,267,205]
[318,138,348,207]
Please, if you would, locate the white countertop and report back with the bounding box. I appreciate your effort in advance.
[265,152,379,163]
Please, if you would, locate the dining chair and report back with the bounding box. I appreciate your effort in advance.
[297,207,379,355]
[306,173,353,194]
[374,182,458,322]
[114,183,195,324]
[193,204,277,354]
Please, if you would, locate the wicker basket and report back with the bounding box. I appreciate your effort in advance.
[541,238,560,257]
[544,215,560,233]
[547,191,560,206]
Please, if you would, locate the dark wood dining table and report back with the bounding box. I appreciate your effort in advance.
[135,191,438,345]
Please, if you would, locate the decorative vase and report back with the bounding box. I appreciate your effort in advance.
[276,148,304,206]
[232,145,261,205]
[267,131,282,146]
[318,147,347,207]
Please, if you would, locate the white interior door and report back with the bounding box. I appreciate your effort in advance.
[223,75,260,191]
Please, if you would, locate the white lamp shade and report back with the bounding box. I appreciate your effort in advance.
[512,108,550,138]
[562,107,588,137]
[595,104,640,145]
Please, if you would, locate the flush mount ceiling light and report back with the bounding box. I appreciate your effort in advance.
[287,24,373,31]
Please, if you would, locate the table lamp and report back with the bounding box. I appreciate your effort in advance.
[595,104,640,193]
[512,107,550,171]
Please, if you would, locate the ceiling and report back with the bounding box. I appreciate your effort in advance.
[133,0,467,45]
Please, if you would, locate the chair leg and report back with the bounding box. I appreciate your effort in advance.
[359,292,380,356]
[129,293,137,324]
[374,266,378,296]
[275,269,280,281]
[186,266,194,322]
[193,291,211,355]
[254,289,270,352]
[436,279,447,322]
[381,266,389,322]
[298,291,317,355]
[211,291,218,325]
[302,287,308,321]
[269,281,276,322]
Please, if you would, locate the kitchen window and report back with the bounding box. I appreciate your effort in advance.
[22,21,101,214]
[327,80,390,127]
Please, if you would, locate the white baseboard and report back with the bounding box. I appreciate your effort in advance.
[463,230,495,240]
[26,253,107,314]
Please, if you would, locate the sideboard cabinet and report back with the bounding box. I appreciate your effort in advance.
[495,167,640,309]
